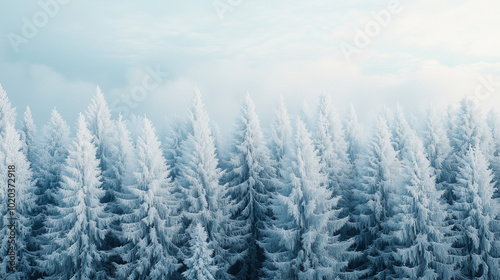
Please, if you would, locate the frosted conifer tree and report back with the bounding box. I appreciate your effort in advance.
[424,106,453,182]
[224,94,276,280]
[34,109,71,278]
[20,106,38,165]
[44,114,107,280]
[0,125,36,279]
[164,116,190,180]
[272,118,350,279]
[344,104,364,166]
[116,117,180,280]
[391,117,452,279]
[85,88,125,276]
[314,95,353,209]
[450,98,494,161]
[176,90,231,280]
[269,96,292,179]
[487,110,500,198]
[450,146,500,279]
[350,116,401,278]
[0,85,16,135]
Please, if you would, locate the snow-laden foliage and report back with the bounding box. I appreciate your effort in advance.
[1,86,500,280]
[223,95,276,280]
[271,118,351,279]
[350,116,401,279]
[390,111,452,279]
[183,223,218,280]
[116,117,181,280]
[450,146,500,279]
[175,91,231,280]
[43,114,107,280]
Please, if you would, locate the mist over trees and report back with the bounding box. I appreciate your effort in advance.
[0,84,500,279]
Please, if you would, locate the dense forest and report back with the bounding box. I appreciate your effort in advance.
[0,85,499,279]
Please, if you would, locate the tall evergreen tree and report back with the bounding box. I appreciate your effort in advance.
[450,145,500,279]
[44,114,107,280]
[344,104,364,167]
[0,84,16,135]
[176,91,231,279]
[350,116,401,278]
[424,106,453,184]
[487,110,500,198]
[0,124,37,279]
[20,106,38,165]
[116,117,181,280]
[314,95,353,209]
[391,113,452,279]
[271,118,350,279]
[224,94,276,280]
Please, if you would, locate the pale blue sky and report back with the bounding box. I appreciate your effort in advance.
[1,0,500,136]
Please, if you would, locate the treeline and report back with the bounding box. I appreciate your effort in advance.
[0,85,499,279]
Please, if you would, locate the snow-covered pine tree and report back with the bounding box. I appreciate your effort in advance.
[350,116,401,279]
[450,145,500,279]
[272,118,350,279]
[20,106,38,166]
[424,106,453,184]
[116,117,181,280]
[0,85,16,135]
[344,104,364,167]
[176,90,231,280]
[33,109,71,277]
[85,87,124,276]
[224,94,276,280]
[391,114,452,279]
[163,115,190,181]
[314,95,353,211]
[0,124,37,279]
[106,115,140,277]
[44,114,107,280]
[449,98,494,161]
[183,223,218,280]
[269,96,292,179]
[391,105,412,161]
[260,96,293,279]
[487,110,500,198]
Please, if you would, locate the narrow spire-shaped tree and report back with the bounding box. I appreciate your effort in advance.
[350,116,401,278]
[450,98,494,160]
[424,106,453,182]
[450,145,500,279]
[314,95,353,208]
[0,84,16,135]
[0,124,36,279]
[487,110,500,198]
[269,96,292,179]
[34,109,71,278]
[176,90,230,279]
[44,114,107,280]
[344,104,364,166]
[261,96,293,279]
[272,118,350,279]
[224,94,276,280]
[20,106,38,165]
[116,117,181,280]
[391,116,452,279]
